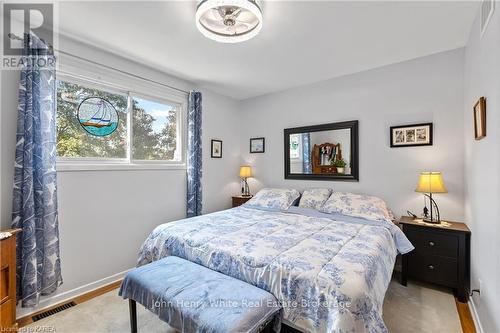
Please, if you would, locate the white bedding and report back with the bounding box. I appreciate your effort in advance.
[138,206,412,333]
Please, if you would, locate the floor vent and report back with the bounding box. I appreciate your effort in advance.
[480,0,495,37]
[32,302,77,322]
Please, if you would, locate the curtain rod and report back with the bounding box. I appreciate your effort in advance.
[7,33,190,95]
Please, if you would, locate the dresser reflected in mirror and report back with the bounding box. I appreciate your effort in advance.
[284,121,359,181]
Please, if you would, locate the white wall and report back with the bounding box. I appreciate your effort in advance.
[0,36,241,315]
[239,49,466,221]
[463,3,500,332]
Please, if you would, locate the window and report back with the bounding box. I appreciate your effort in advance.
[289,134,302,159]
[57,80,128,159]
[132,97,180,161]
[56,75,185,169]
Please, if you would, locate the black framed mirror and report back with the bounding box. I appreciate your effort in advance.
[284,120,359,181]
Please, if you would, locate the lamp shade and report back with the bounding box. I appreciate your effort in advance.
[415,172,448,193]
[239,166,252,178]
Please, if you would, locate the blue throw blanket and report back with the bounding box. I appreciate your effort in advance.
[120,256,281,333]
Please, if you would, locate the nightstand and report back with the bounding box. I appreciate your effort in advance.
[399,216,471,302]
[232,195,252,207]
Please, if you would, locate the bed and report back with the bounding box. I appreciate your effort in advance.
[137,192,413,333]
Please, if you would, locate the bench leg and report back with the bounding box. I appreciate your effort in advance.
[129,299,137,333]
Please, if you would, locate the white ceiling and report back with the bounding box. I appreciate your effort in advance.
[59,1,478,100]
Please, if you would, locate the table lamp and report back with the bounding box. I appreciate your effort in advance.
[415,172,447,223]
[239,166,253,197]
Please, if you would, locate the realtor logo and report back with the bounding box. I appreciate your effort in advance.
[3,3,54,56]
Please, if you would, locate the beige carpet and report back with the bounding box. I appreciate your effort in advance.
[26,278,462,333]
[383,279,462,333]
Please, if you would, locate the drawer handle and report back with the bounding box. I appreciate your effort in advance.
[429,241,435,246]
[428,265,435,270]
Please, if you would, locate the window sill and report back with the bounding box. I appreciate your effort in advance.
[57,163,187,172]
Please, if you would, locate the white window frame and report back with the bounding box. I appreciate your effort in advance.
[56,57,188,172]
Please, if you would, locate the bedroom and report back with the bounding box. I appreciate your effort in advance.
[0,1,498,332]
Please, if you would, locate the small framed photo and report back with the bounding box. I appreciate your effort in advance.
[390,123,433,148]
[250,137,265,153]
[473,97,486,140]
[211,140,222,158]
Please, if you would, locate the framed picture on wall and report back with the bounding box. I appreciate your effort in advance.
[473,97,486,140]
[250,137,265,153]
[211,140,222,158]
[390,123,433,148]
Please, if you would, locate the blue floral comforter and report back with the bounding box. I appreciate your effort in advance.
[138,206,411,333]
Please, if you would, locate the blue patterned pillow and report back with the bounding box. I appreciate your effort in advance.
[245,188,301,210]
[319,192,393,222]
[298,188,332,210]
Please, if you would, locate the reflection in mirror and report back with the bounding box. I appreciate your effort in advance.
[284,121,358,181]
[289,129,351,175]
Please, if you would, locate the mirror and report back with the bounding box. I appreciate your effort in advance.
[284,121,359,181]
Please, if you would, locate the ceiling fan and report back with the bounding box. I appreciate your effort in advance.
[196,0,263,43]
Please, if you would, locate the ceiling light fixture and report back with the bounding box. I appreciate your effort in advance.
[196,0,263,43]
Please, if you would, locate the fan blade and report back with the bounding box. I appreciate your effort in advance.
[202,17,227,30]
[207,8,224,21]
[227,8,242,19]
[234,19,253,29]
[216,7,225,19]
[236,10,253,21]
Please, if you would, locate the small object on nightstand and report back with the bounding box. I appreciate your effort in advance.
[406,210,417,219]
[399,216,470,302]
[232,195,252,208]
[415,172,448,223]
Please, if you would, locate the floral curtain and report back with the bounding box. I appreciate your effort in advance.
[302,133,312,174]
[11,34,62,307]
[187,91,202,217]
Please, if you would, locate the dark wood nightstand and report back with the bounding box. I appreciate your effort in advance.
[232,195,252,207]
[399,216,471,302]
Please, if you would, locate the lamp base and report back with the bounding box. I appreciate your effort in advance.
[421,193,442,224]
[242,178,251,197]
[422,217,441,224]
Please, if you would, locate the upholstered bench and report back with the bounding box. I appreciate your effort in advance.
[119,256,282,333]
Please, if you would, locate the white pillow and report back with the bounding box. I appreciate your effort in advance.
[320,192,393,222]
[245,188,301,210]
[298,188,332,210]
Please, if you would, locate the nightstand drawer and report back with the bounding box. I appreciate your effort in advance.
[407,253,458,286]
[405,228,458,259]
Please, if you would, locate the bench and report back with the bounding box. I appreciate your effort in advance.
[119,256,282,333]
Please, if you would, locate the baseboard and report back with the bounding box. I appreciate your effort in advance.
[469,298,484,333]
[16,268,132,320]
